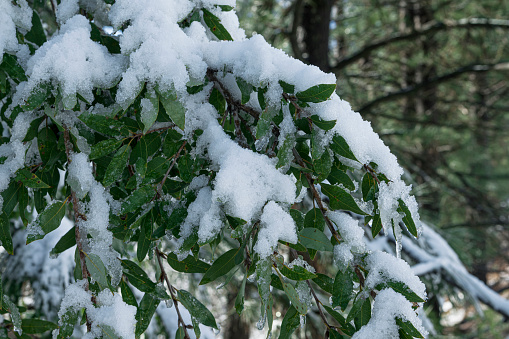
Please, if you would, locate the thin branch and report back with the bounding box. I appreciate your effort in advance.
[63,125,93,332]
[306,280,330,330]
[155,247,191,339]
[358,62,509,114]
[331,18,509,72]
[157,140,187,195]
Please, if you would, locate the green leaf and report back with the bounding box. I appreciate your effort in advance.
[38,127,59,167]
[396,318,424,338]
[236,78,253,105]
[398,199,418,237]
[137,216,152,262]
[0,214,13,255]
[78,113,129,137]
[328,329,345,339]
[167,253,211,273]
[314,149,333,182]
[120,278,137,307]
[321,183,367,215]
[235,272,247,315]
[90,139,124,160]
[322,305,356,336]
[1,182,21,217]
[157,88,186,130]
[378,281,425,303]
[347,297,365,323]
[0,54,27,81]
[25,10,47,46]
[50,226,76,256]
[327,167,355,191]
[178,153,193,183]
[281,281,307,314]
[310,115,336,131]
[362,172,377,202]
[332,269,353,311]
[200,248,242,285]
[121,185,154,214]
[132,132,162,164]
[21,319,57,334]
[276,135,295,168]
[27,200,67,244]
[295,84,336,103]
[103,145,130,187]
[22,115,45,142]
[209,88,226,114]
[15,168,51,189]
[371,214,383,238]
[177,289,218,328]
[163,130,183,158]
[202,8,233,41]
[330,135,358,162]
[354,298,371,330]
[312,273,334,294]
[84,253,109,290]
[144,157,169,182]
[279,80,295,94]
[120,259,156,293]
[22,83,51,110]
[175,327,185,339]
[278,306,300,339]
[299,228,333,252]
[280,265,317,281]
[135,293,159,337]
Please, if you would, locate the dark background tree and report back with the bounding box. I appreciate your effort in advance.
[238,0,509,336]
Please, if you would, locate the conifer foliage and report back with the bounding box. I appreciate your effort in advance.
[1,0,427,338]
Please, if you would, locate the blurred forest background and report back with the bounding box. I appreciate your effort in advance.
[236,0,509,337]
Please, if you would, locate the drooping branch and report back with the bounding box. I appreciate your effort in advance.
[331,18,509,72]
[155,247,191,339]
[358,62,509,114]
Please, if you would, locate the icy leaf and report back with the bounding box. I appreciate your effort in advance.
[177,289,218,329]
[321,184,367,215]
[330,135,358,162]
[202,9,233,41]
[276,135,295,168]
[376,282,425,303]
[0,214,13,255]
[90,139,124,160]
[84,253,109,290]
[295,84,336,103]
[235,272,247,315]
[141,91,159,134]
[15,169,51,189]
[120,259,156,293]
[121,185,154,214]
[78,113,129,137]
[103,145,130,187]
[278,306,299,339]
[314,150,333,182]
[280,265,317,281]
[332,269,353,311]
[167,253,210,273]
[299,228,333,252]
[58,309,79,339]
[27,200,66,244]
[200,248,242,285]
[50,226,76,256]
[282,281,307,314]
[99,325,120,339]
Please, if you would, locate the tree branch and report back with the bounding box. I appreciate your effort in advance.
[331,18,509,72]
[358,62,509,114]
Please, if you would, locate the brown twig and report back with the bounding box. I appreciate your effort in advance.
[306,280,330,330]
[155,247,191,339]
[157,140,187,196]
[63,125,93,332]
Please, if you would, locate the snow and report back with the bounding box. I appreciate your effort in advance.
[0,0,32,57]
[254,201,298,258]
[56,0,79,24]
[352,289,427,339]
